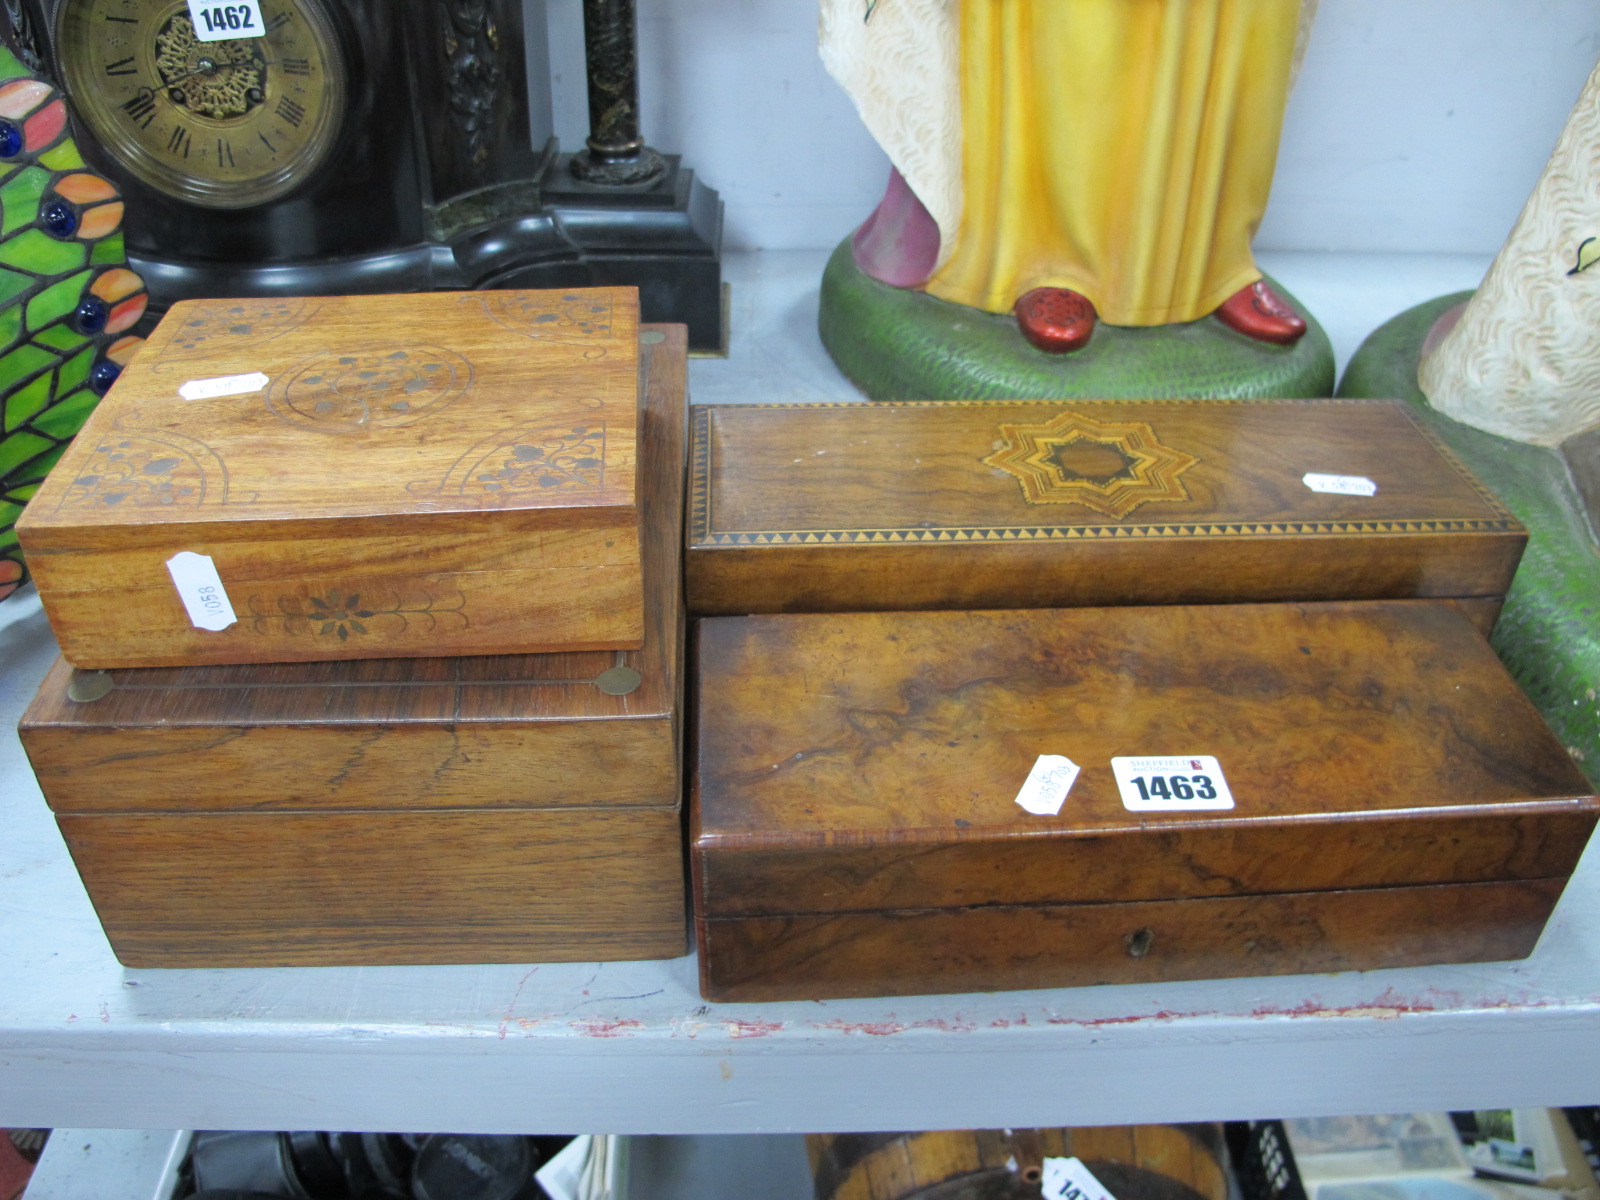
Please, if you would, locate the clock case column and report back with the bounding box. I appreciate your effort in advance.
[9,0,724,352]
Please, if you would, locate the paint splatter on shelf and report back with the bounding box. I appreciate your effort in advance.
[813,1015,977,1036]
[572,1018,644,1038]
[726,1019,786,1038]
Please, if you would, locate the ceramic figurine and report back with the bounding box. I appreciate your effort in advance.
[828,0,1315,349]
[817,0,1333,400]
[1417,57,1600,446]
[1338,55,1600,783]
[0,43,145,602]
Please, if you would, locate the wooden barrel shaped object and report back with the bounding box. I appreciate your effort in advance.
[807,1125,1229,1200]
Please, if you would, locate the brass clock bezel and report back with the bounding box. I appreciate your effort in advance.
[52,0,349,210]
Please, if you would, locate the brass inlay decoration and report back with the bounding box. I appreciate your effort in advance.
[478,291,616,346]
[596,666,643,695]
[54,422,245,511]
[982,410,1199,517]
[267,345,474,433]
[245,586,469,640]
[67,671,114,703]
[426,421,610,500]
[150,299,318,361]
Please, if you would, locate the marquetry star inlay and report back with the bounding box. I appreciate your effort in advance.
[983,410,1199,517]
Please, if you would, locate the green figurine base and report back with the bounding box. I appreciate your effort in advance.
[1340,293,1600,785]
[817,240,1336,400]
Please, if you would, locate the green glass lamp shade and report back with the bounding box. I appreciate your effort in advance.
[0,45,146,601]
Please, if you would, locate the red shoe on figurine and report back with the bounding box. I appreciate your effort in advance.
[1014,287,1097,353]
[1215,280,1307,345]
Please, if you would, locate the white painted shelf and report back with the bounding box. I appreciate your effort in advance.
[2,250,1596,1137]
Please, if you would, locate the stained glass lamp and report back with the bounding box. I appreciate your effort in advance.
[0,44,145,601]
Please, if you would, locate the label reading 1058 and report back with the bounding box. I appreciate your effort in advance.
[186,0,265,41]
[1111,755,1235,812]
[165,550,238,632]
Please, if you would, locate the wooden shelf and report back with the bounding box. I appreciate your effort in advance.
[1,250,1595,1136]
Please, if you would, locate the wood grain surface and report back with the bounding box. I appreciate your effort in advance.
[1449,596,1504,637]
[808,1125,1227,1200]
[686,399,1526,615]
[20,288,645,665]
[693,603,1591,841]
[21,326,690,967]
[22,326,689,815]
[60,807,687,967]
[698,878,1566,1002]
[691,601,1595,999]
[697,807,1597,917]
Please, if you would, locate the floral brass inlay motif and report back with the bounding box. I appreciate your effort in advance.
[158,299,315,358]
[57,429,232,510]
[267,345,474,433]
[248,586,468,641]
[425,421,610,500]
[465,425,606,494]
[479,291,614,346]
[983,410,1198,517]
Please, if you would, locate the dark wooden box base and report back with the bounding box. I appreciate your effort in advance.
[698,878,1563,1002]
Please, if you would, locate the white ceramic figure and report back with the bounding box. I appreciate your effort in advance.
[1419,57,1600,446]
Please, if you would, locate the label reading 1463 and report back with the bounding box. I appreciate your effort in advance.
[186,0,265,41]
[1111,755,1235,812]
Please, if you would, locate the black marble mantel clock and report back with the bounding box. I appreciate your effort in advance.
[1,0,724,350]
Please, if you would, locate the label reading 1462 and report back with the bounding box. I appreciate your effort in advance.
[1111,755,1235,812]
[186,0,265,41]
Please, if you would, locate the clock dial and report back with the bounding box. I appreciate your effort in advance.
[54,0,346,209]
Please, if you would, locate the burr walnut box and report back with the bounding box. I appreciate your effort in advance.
[16,327,690,969]
[685,399,1525,627]
[18,288,645,668]
[691,601,1597,1002]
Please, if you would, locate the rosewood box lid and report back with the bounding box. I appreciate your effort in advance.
[692,602,1597,920]
[686,399,1527,615]
[19,288,646,667]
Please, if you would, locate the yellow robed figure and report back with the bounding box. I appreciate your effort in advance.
[821,0,1314,353]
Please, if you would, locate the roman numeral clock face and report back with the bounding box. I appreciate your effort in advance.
[55,0,346,208]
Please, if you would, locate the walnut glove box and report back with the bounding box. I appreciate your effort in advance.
[17,327,690,969]
[691,601,1598,1002]
[19,288,646,668]
[686,399,1525,625]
